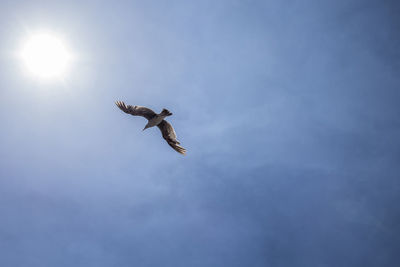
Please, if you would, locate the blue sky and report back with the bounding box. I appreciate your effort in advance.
[0,0,399,266]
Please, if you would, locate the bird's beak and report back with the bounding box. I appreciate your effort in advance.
[142,127,147,131]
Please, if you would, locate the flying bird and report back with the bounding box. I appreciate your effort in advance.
[115,101,186,155]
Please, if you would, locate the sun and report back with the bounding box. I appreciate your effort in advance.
[20,32,71,79]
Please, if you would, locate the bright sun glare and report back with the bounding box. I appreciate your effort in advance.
[20,33,71,79]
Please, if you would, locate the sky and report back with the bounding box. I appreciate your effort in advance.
[0,0,399,266]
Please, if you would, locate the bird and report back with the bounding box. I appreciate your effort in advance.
[115,101,186,155]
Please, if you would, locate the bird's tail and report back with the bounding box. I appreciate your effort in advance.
[160,109,172,116]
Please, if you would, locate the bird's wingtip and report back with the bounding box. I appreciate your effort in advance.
[115,101,127,110]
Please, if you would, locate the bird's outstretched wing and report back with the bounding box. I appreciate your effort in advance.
[115,101,156,120]
[157,120,186,155]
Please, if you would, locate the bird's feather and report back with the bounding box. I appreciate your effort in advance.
[115,101,156,120]
[157,120,186,155]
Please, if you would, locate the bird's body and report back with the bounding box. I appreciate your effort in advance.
[115,101,186,154]
[143,108,172,130]
[143,115,167,130]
